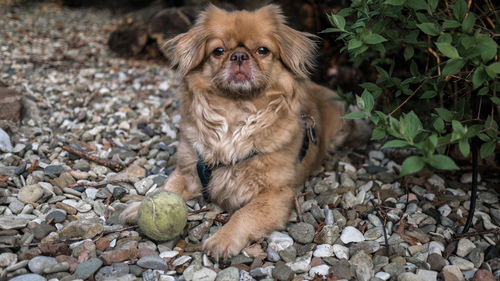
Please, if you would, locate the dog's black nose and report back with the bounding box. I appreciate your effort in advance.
[230,51,249,66]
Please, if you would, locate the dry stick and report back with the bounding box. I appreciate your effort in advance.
[68,179,135,189]
[388,79,429,117]
[105,193,112,221]
[294,191,310,223]
[58,142,125,172]
[188,207,210,215]
[371,198,390,256]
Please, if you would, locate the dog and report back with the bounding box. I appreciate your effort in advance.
[120,4,367,258]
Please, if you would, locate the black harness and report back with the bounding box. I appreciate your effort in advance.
[196,113,317,202]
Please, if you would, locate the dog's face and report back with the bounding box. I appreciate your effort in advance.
[163,5,317,98]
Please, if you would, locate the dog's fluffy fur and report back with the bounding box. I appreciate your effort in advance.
[121,5,366,258]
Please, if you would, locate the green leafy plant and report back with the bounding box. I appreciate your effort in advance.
[324,0,500,176]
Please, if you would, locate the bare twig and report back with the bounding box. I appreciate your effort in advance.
[56,140,125,172]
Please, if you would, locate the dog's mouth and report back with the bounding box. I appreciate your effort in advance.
[231,71,251,83]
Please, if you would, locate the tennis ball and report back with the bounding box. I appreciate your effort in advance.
[137,190,187,241]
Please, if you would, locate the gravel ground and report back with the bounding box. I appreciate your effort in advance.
[1,3,500,281]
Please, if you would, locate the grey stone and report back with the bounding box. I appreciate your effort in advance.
[9,274,46,281]
[17,184,44,203]
[28,256,58,274]
[350,251,374,281]
[468,248,484,268]
[74,258,103,280]
[397,272,420,281]
[136,255,167,270]
[46,210,67,223]
[428,253,446,271]
[328,259,353,280]
[0,128,13,152]
[449,256,474,271]
[340,226,365,243]
[272,261,293,281]
[457,238,476,257]
[0,252,17,267]
[383,262,406,279]
[183,264,217,281]
[215,266,239,281]
[287,222,315,244]
[44,165,65,178]
[279,245,297,263]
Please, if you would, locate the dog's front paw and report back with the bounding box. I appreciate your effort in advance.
[119,201,141,224]
[203,227,247,259]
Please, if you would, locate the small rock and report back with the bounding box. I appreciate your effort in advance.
[0,128,13,152]
[134,178,154,195]
[442,265,463,281]
[449,256,474,271]
[94,263,130,281]
[333,244,349,260]
[267,232,294,252]
[28,256,58,274]
[74,257,103,280]
[9,274,46,281]
[350,251,373,281]
[183,264,217,281]
[46,210,67,223]
[287,222,315,244]
[31,223,57,240]
[472,269,495,281]
[457,238,476,257]
[0,88,22,122]
[309,264,329,276]
[416,269,438,281]
[313,244,333,257]
[340,226,365,244]
[286,251,312,273]
[18,184,44,203]
[0,252,17,267]
[279,245,297,263]
[44,165,65,178]
[215,266,239,281]
[398,272,420,281]
[60,219,103,239]
[136,255,167,270]
[272,261,293,281]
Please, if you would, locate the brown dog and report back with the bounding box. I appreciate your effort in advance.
[121,5,366,258]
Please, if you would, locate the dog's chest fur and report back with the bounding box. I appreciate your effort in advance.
[180,88,301,211]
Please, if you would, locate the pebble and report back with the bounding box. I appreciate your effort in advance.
[74,258,103,280]
[267,232,294,252]
[9,274,46,281]
[340,226,365,243]
[350,251,374,281]
[46,210,67,223]
[287,222,315,244]
[449,256,475,270]
[215,267,239,281]
[28,256,58,274]
[442,265,463,281]
[457,238,476,257]
[17,184,44,203]
[136,255,167,270]
[0,252,17,267]
[272,261,293,281]
[183,264,217,281]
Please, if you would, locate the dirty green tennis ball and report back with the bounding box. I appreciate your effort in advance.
[137,190,187,241]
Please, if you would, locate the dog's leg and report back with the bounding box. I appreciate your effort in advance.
[203,186,294,259]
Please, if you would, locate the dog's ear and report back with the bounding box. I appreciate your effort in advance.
[161,7,218,76]
[259,5,318,79]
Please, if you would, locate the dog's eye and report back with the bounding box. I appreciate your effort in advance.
[256,47,269,56]
[212,47,225,57]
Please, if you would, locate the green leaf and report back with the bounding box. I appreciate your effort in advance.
[480,142,496,159]
[472,67,487,90]
[342,112,366,119]
[421,90,437,99]
[459,139,470,158]
[478,37,498,62]
[462,13,475,34]
[442,20,461,29]
[416,23,440,36]
[410,60,419,77]
[320,28,342,33]
[348,38,363,50]
[451,120,466,141]
[371,127,386,140]
[361,90,374,113]
[407,0,428,10]
[491,97,500,106]
[428,154,460,170]
[435,108,453,122]
[404,46,414,61]
[478,87,489,96]
[433,117,445,133]
[401,111,422,142]
[385,0,406,5]
[442,58,465,76]
[381,140,410,149]
[363,33,388,44]
[452,0,467,22]
[487,62,500,74]
[428,0,438,12]
[329,14,346,30]
[435,42,460,59]
[400,156,425,176]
